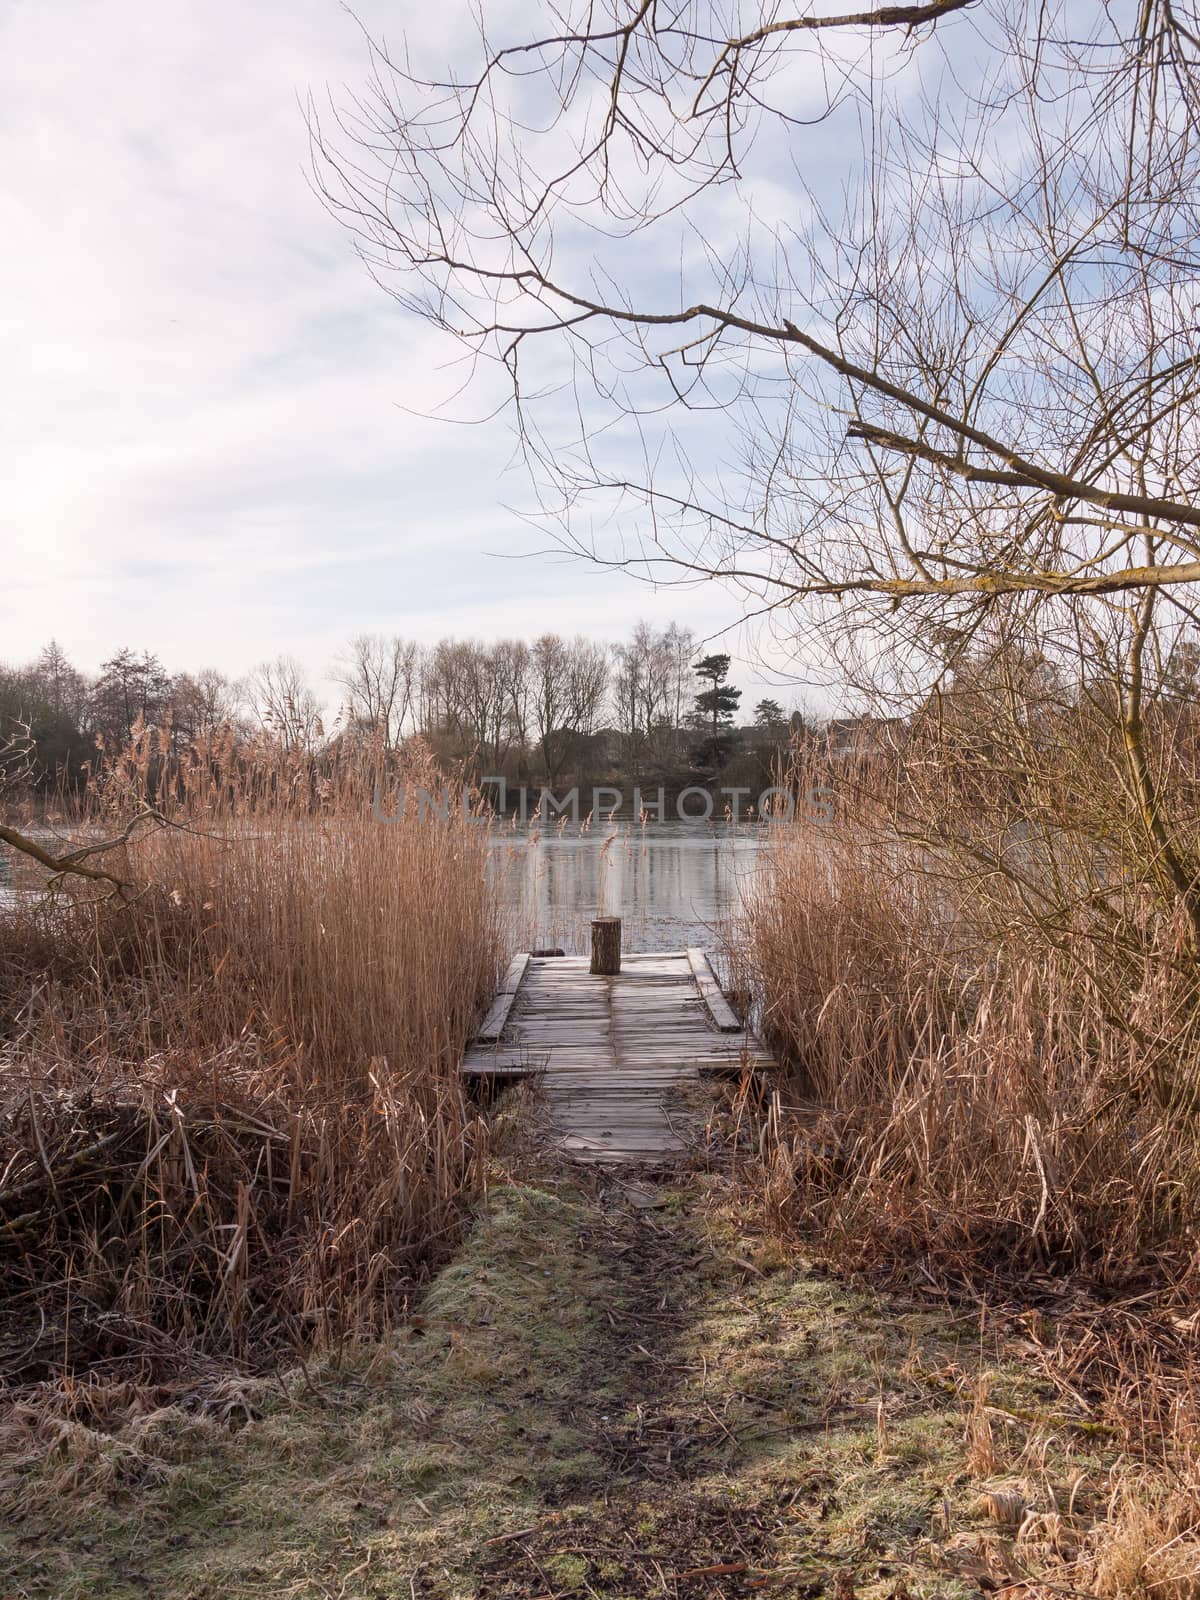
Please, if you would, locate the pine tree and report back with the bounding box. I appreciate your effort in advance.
[693,654,741,739]
[754,698,785,732]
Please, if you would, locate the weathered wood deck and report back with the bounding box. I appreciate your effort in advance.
[463,950,774,1162]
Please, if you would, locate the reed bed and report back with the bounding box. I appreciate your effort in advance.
[736,729,1200,1596]
[744,822,1200,1278]
[0,739,501,1395]
[740,737,1200,1287]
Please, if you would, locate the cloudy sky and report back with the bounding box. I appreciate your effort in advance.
[0,0,844,712]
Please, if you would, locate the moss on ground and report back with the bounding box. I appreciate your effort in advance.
[0,1158,1116,1599]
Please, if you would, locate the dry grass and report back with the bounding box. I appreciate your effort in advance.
[0,737,501,1398]
[742,808,1200,1290]
[736,729,1200,1597]
[0,1159,1077,1600]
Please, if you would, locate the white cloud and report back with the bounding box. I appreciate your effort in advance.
[0,0,833,712]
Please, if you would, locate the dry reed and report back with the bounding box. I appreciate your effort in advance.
[740,739,1200,1288]
[0,736,501,1395]
[736,724,1200,1596]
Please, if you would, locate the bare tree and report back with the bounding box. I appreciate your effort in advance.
[530,634,610,783]
[663,623,696,760]
[314,1,1200,936]
[492,639,531,772]
[529,634,568,784]
[170,669,244,746]
[89,649,172,749]
[419,639,519,769]
[612,622,675,763]
[417,640,455,745]
[313,4,1200,610]
[333,633,420,745]
[565,637,609,744]
[459,641,506,767]
[248,657,323,753]
[533,634,587,784]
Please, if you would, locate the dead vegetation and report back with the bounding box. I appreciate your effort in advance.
[0,735,501,1399]
[736,709,1200,1599]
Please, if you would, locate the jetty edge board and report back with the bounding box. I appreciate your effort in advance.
[685,947,742,1032]
[474,953,531,1043]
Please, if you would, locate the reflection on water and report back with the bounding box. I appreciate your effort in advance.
[487,819,765,953]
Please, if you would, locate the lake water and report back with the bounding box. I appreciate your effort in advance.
[486,818,766,954]
[0,817,771,958]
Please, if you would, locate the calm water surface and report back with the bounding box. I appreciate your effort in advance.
[0,819,771,955]
[487,818,766,954]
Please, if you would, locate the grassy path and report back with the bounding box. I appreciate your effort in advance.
[0,1148,1100,1599]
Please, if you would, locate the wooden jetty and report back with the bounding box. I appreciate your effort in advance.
[463,948,774,1162]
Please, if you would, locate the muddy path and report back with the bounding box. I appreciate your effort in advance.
[469,1173,797,1597]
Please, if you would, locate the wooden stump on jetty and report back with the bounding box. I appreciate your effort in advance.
[590,916,622,975]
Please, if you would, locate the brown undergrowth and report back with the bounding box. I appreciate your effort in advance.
[733,728,1200,1598]
[0,738,501,1403]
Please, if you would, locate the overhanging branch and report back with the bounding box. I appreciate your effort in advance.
[848,420,1200,538]
[822,561,1200,601]
[0,808,167,896]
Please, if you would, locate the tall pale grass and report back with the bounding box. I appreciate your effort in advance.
[738,727,1200,1595]
[0,740,501,1383]
[744,817,1200,1283]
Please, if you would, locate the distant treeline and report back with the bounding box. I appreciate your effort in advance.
[0,627,809,802]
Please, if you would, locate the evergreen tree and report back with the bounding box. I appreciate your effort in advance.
[753,698,785,732]
[691,654,741,772]
[693,654,741,739]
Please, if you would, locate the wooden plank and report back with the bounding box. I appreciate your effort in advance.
[462,1048,550,1071]
[686,948,742,1032]
[474,953,531,1042]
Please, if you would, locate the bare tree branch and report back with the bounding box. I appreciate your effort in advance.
[846,421,1200,539]
[0,809,167,897]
